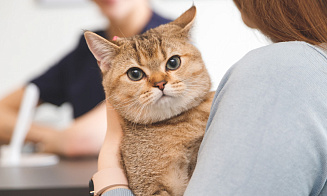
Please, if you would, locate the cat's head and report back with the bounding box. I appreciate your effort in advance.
[85,6,211,124]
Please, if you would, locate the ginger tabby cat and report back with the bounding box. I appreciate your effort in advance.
[85,6,214,196]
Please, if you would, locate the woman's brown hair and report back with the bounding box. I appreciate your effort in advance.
[233,0,327,45]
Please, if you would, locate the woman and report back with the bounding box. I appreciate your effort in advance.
[0,0,170,157]
[96,0,327,195]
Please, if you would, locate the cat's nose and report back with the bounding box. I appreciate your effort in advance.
[154,80,167,90]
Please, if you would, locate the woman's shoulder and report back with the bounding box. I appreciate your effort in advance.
[243,41,327,68]
[216,41,327,103]
[230,41,327,79]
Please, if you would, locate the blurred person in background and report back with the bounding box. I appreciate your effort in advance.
[0,0,171,157]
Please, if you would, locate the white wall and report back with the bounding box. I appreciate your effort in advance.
[0,0,269,99]
[0,0,106,98]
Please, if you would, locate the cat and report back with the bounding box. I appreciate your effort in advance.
[84,6,214,196]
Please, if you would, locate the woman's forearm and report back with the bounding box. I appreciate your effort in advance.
[40,103,107,157]
[98,100,124,170]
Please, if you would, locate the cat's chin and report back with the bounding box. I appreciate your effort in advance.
[123,94,203,125]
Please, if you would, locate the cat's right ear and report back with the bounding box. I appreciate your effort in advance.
[84,31,119,72]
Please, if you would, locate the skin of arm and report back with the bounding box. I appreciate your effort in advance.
[99,99,129,193]
[40,101,107,157]
[0,86,107,157]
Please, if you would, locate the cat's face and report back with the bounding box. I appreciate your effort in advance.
[85,6,211,124]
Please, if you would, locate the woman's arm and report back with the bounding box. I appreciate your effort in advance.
[97,100,132,195]
[39,102,107,157]
[98,100,123,170]
[0,86,107,157]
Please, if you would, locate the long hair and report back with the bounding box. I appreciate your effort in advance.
[233,0,327,45]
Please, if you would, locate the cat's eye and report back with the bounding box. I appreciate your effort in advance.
[127,68,145,81]
[166,56,181,70]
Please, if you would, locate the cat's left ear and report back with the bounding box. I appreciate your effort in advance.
[170,5,197,36]
[84,31,119,72]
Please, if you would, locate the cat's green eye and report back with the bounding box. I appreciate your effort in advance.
[127,68,145,81]
[166,56,181,71]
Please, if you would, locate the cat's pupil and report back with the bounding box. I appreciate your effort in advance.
[169,59,177,67]
[127,68,144,81]
[131,70,140,78]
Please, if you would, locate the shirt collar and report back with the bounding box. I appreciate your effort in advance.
[140,11,172,34]
[97,12,171,39]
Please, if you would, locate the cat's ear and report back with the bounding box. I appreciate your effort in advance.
[84,31,119,72]
[170,5,196,35]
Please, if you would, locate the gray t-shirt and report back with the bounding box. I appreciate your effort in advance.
[104,41,327,196]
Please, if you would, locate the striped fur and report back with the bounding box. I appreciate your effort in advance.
[85,6,214,196]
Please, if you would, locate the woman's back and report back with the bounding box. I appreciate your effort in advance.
[186,41,327,196]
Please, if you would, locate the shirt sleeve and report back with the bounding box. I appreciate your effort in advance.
[102,188,134,196]
[184,42,327,196]
[30,36,84,106]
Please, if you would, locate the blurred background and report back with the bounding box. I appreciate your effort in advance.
[0,0,269,125]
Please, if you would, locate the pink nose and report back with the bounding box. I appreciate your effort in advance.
[154,80,167,90]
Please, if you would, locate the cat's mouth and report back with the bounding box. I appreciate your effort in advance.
[155,92,172,104]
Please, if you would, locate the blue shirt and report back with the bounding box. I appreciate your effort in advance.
[30,12,171,118]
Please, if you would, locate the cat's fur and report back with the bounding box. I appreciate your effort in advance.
[85,6,214,196]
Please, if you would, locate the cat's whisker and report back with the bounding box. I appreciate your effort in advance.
[113,99,139,109]
[135,104,146,123]
[90,98,108,110]
[129,104,145,127]
[117,26,127,39]
[106,95,140,109]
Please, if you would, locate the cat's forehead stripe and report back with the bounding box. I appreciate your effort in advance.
[131,35,166,68]
[131,41,142,66]
[157,37,167,60]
